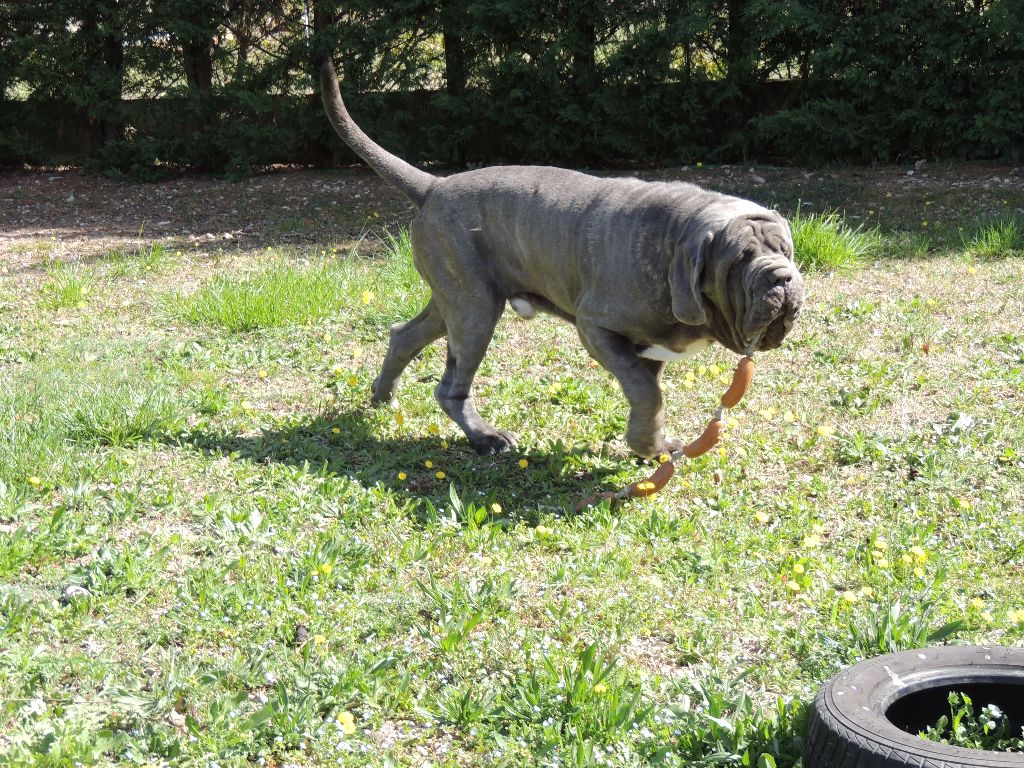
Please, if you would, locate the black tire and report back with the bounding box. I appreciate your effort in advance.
[806,645,1024,768]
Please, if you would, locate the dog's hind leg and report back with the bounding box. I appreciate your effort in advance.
[371,298,447,406]
[577,323,682,458]
[433,297,517,455]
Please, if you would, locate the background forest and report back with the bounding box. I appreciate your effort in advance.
[1,1,1022,176]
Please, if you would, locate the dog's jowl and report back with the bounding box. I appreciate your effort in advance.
[320,60,804,458]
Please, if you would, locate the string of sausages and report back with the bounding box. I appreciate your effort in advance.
[575,353,756,512]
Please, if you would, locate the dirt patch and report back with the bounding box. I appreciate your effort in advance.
[2,163,1021,273]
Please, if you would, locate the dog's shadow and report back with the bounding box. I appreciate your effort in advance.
[177,408,620,525]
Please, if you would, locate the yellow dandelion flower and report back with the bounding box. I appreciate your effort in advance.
[783,410,796,423]
[901,553,913,564]
[397,471,407,481]
[351,346,363,359]
[876,556,890,568]
[593,682,608,694]
[424,460,433,469]
[685,372,696,382]
[428,424,440,436]
[331,427,341,434]
[913,567,925,578]
[981,610,994,622]
[970,597,985,609]
[816,424,835,437]
[910,545,927,562]
[659,453,670,463]
[785,580,801,593]
[441,440,449,449]
[842,590,858,603]
[323,332,333,342]
[635,481,656,492]
[27,476,42,486]
[257,369,269,379]
[793,563,805,575]
[346,375,358,386]
[394,412,405,426]
[967,266,977,275]
[320,563,333,575]
[491,503,502,514]
[435,470,446,480]
[874,537,888,549]
[754,511,770,524]
[337,711,356,735]
[802,534,822,548]
[361,290,374,304]
[518,458,529,469]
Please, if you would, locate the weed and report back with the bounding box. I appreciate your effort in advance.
[166,260,358,331]
[961,216,1024,261]
[38,266,94,309]
[791,208,880,272]
[921,691,1024,752]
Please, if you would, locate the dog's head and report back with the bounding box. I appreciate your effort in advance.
[670,210,803,354]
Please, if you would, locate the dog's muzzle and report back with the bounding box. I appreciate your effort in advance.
[734,259,804,353]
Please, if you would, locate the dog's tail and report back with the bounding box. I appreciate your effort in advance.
[319,58,436,208]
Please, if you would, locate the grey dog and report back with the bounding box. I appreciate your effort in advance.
[320,60,803,458]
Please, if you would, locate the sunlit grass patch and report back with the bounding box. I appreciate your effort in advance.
[101,241,171,276]
[60,376,184,447]
[166,260,358,331]
[960,216,1023,261]
[38,267,94,310]
[791,209,880,272]
[0,364,187,483]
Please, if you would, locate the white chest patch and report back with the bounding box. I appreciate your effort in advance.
[510,298,538,319]
[638,338,712,362]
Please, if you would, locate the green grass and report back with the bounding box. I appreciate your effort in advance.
[38,266,95,310]
[961,216,1024,261]
[167,260,357,331]
[1,178,1023,768]
[790,209,881,272]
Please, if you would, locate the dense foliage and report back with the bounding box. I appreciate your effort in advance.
[1,1,1021,174]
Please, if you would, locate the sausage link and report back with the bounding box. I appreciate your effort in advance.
[682,418,724,458]
[628,459,676,497]
[720,356,755,409]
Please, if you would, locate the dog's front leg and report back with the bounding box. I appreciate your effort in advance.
[576,323,682,458]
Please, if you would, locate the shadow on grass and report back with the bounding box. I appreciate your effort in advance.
[173,408,619,524]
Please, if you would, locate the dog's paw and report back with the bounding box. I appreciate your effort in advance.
[369,381,397,408]
[659,437,686,456]
[627,434,683,459]
[470,431,518,455]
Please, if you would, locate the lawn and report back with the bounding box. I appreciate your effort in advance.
[0,164,1022,767]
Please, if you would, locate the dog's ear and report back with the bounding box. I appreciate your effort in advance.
[669,231,712,325]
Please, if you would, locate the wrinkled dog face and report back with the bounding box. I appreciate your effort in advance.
[701,213,804,354]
